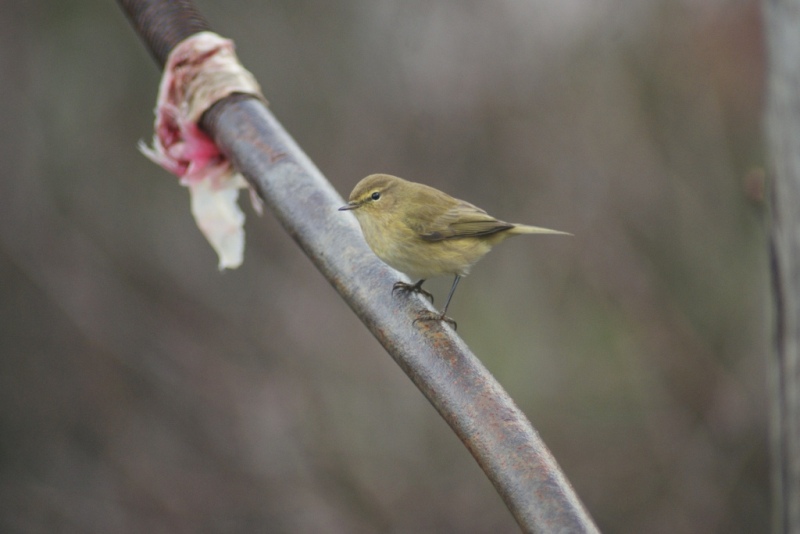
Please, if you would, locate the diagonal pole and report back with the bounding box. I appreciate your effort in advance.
[117,1,599,531]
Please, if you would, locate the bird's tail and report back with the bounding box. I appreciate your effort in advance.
[509,224,572,236]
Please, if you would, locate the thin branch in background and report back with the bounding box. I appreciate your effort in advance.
[766,0,800,531]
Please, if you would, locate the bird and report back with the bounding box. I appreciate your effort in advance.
[339,174,570,328]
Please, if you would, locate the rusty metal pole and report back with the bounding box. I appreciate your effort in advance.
[118,1,599,531]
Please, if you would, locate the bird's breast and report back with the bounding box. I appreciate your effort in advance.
[356,213,492,279]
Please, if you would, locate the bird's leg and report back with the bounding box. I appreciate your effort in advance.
[393,279,434,303]
[440,275,460,317]
[413,275,460,329]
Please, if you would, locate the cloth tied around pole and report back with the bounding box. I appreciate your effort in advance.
[139,31,265,269]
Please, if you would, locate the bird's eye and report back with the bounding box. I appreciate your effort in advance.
[370,191,381,201]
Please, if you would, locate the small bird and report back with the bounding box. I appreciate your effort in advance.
[339,174,570,327]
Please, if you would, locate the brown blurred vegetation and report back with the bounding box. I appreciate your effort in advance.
[0,0,769,532]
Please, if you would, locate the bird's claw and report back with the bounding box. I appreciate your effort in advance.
[393,280,434,303]
[412,310,457,330]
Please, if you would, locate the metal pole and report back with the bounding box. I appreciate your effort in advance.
[118,2,599,531]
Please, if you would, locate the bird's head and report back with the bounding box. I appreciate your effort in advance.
[338,174,404,217]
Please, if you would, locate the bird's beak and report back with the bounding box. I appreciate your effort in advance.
[338,202,358,211]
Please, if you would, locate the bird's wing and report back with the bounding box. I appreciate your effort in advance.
[412,199,514,242]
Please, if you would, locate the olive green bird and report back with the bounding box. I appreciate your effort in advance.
[340,174,570,328]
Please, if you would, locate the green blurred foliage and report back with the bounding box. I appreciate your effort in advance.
[0,0,768,532]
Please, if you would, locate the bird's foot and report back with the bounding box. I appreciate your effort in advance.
[412,310,457,330]
[393,280,434,303]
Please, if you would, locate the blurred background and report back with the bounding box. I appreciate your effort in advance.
[0,0,769,532]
